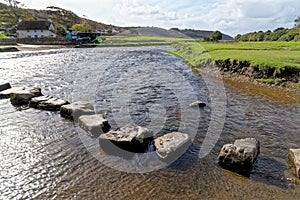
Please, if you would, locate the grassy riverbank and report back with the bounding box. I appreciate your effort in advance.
[169,41,300,69]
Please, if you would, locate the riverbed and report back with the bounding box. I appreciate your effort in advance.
[0,46,300,199]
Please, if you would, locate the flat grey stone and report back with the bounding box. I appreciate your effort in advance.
[60,101,94,120]
[0,83,11,92]
[289,149,300,178]
[8,87,42,105]
[218,138,260,174]
[29,95,53,108]
[99,126,153,153]
[79,114,111,137]
[154,132,191,160]
[37,97,69,111]
[189,101,206,107]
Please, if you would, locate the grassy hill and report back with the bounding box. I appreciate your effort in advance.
[0,3,120,36]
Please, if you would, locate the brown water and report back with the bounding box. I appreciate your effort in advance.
[0,46,300,199]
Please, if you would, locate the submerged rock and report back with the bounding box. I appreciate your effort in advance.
[0,83,11,92]
[189,101,206,107]
[31,96,69,111]
[9,87,42,106]
[289,149,300,178]
[60,101,94,120]
[218,138,260,175]
[154,132,191,161]
[99,126,153,153]
[79,114,111,137]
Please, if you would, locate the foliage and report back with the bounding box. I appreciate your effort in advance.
[235,17,300,42]
[295,16,300,27]
[0,32,7,38]
[71,23,92,32]
[204,30,222,42]
[56,25,67,36]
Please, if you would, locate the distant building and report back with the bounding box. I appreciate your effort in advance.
[17,20,56,38]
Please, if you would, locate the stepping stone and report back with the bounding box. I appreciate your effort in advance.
[60,101,94,120]
[218,138,260,175]
[9,87,42,106]
[154,132,191,161]
[189,101,206,107]
[37,97,70,111]
[29,95,52,108]
[0,83,11,92]
[289,149,300,178]
[79,114,111,137]
[99,126,153,153]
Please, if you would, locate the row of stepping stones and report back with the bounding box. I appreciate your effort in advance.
[0,83,193,161]
[1,83,299,176]
[218,138,300,179]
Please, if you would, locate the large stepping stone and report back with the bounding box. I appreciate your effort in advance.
[99,126,153,153]
[154,132,191,161]
[60,101,94,120]
[8,87,42,106]
[38,97,69,111]
[30,95,69,111]
[0,83,11,92]
[218,138,260,175]
[79,114,111,137]
[289,149,300,178]
[29,95,52,108]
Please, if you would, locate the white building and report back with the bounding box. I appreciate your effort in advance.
[17,20,56,38]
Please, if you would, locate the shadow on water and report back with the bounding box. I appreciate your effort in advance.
[251,154,290,189]
[167,143,200,171]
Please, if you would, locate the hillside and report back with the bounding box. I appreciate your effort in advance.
[171,28,233,40]
[0,3,121,36]
[120,27,233,40]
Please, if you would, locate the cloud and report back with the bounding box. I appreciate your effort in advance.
[1,0,299,36]
[114,0,178,22]
[179,0,300,35]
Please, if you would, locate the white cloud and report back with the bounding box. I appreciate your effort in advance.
[1,0,299,36]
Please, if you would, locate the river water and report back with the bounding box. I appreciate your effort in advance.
[0,46,300,199]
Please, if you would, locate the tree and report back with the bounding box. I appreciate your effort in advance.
[56,26,67,36]
[71,23,92,32]
[256,31,265,41]
[295,16,300,27]
[210,30,222,41]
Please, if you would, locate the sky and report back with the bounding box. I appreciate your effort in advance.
[1,0,300,36]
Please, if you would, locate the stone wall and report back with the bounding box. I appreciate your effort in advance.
[0,38,17,45]
[17,38,72,45]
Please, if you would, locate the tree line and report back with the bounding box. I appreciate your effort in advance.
[235,17,300,42]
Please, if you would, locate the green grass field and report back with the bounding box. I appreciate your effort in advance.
[171,41,300,69]
[103,36,300,69]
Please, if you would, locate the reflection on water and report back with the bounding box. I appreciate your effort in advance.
[0,46,300,199]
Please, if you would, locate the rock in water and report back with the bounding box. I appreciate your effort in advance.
[99,126,153,153]
[34,97,69,111]
[9,87,42,106]
[154,132,191,161]
[60,101,94,120]
[29,95,53,108]
[189,101,206,107]
[289,149,300,178]
[218,138,260,175]
[79,114,111,137]
[0,83,11,92]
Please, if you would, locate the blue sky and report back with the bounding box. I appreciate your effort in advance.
[1,0,299,36]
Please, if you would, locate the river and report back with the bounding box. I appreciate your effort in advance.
[0,46,300,199]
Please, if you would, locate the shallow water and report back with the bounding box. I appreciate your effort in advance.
[0,46,300,199]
